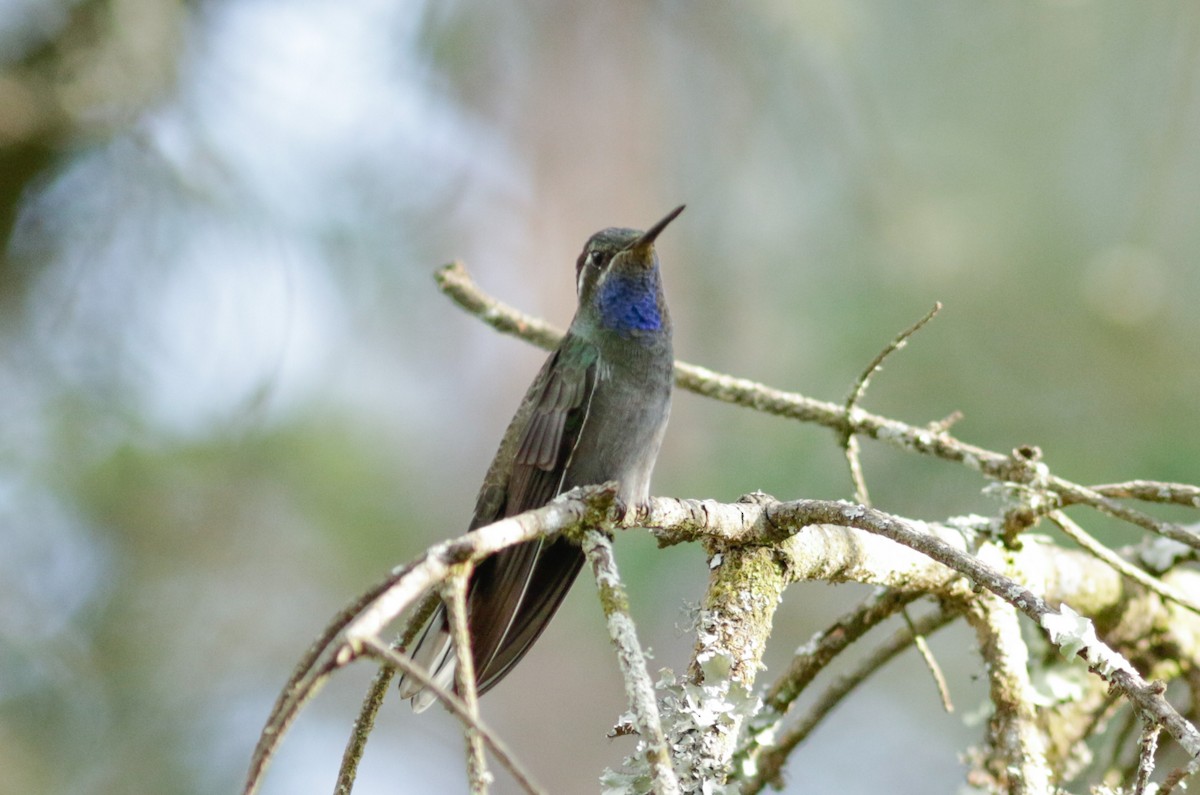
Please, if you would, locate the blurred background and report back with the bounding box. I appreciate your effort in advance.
[2,1,1198,793]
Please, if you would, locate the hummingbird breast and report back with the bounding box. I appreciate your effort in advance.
[561,338,673,504]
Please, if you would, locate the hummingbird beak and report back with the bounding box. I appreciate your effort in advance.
[628,204,686,262]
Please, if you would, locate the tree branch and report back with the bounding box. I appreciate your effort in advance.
[740,607,959,793]
[436,261,1200,554]
[444,569,490,793]
[731,587,926,782]
[247,488,1200,794]
[1049,510,1200,615]
[336,592,439,794]
[243,485,619,795]
[841,301,943,505]
[965,592,1053,795]
[581,530,681,795]
[357,637,546,795]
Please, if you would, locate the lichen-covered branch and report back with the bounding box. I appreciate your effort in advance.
[673,500,789,790]
[965,593,1053,795]
[247,488,1200,795]
[444,570,489,793]
[582,530,681,795]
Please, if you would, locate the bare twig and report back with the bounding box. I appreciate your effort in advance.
[1089,480,1200,508]
[444,570,489,793]
[581,530,680,795]
[435,260,565,350]
[844,301,943,412]
[358,637,546,795]
[244,485,618,795]
[244,579,398,795]
[1049,510,1200,615]
[335,666,392,795]
[839,301,943,506]
[1161,753,1200,794]
[732,588,925,779]
[903,608,954,714]
[336,592,440,794]
[843,434,871,506]
[767,588,921,712]
[741,608,958,794]
[1047,479,1200,552]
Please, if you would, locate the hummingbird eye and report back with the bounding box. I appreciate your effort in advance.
[575,249,606,295]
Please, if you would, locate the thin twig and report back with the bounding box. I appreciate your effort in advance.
[843,434,871,506]
[1089,480,1200,508]
[840,301,943,504]
[766,588,921,710]
[1134,719,1161,795]
[1161,753,1200,794]
[1049,510,1200,616]
[245,579,397,795]
[444,569,489,793]
[1047,478,1200,552]
[732,588,925,779]
[581,530,680,795]
[902,608,954,713]
[741,608,958,794]
[335,666,392,795]
[335,592,440,794]
[844,302,942,412]
[358,637,546,795]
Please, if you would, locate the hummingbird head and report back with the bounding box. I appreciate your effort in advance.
[573,205,684,337]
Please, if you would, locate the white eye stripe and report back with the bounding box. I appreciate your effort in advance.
[576,248,610,295]
[577,251,595,293]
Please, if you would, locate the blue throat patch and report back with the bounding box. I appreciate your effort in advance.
[597,271,662,333]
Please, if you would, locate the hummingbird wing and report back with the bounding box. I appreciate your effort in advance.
[400,340,598,708]
[467,341,598,692]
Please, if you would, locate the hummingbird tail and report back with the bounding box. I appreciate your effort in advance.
[398,607,457,713]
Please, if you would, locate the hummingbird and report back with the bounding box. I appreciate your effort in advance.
[399,205,684,711]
